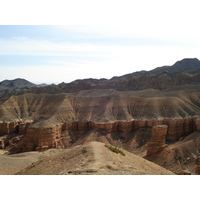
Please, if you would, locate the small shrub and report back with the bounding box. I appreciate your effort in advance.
[105,144,125,156]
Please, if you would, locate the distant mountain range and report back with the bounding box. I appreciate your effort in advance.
[0,78,48,97]
[27,58,200,94]
[0,58,200,97]
[0,78,35,90]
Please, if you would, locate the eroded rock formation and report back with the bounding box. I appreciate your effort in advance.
[61,118,197,142]
[0,117,199,153]
[195,157,200,175]
[196,118,200,131]
[0,120,33,152]
[147,125,168,156]
[0,121,33,135]
[22,123,64,152]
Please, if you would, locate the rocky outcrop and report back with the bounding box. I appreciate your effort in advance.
[196,118,200,131]
[147,125,168,156]
[146,131,200,174]
[0,122,10,134]
[0,136,7,149]
[0,121,33,135]
[18,121,33,134]
[0,117,199,153]
[0,121,33,151]
[195,157,200,175]
[164,118,196,141]
[62,118,197,142]
[23,124,64,152]
[0,122,20,135]
[22,117,199,153]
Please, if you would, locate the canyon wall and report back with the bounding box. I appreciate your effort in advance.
[0,121,33,135]
[61,118,197,141]
[196,118,200,131]
[23,124,64,152]
[0,117,199,153]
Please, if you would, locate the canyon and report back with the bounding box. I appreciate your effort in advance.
[0,89,199,174]
[0,58,200,175]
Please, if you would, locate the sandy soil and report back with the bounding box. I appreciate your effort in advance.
[0,149,62,175]
[15,141,174,175]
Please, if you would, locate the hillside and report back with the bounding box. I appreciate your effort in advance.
[0,78,35,90]
[15,141,174,175]
[0,88,200,123]
[0,58,200,175]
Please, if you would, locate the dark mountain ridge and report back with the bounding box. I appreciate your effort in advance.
[0,78,35,90]
[26,58,200,94]
[110,58,200,81]
[1,58,200,98]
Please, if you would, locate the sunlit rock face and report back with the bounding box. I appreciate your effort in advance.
[23,124,64,152]
[147,125,168,156]
[0,85,200,153]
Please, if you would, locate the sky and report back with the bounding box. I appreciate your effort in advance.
[0,0,200,84]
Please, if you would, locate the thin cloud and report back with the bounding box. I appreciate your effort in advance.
[0,24,200,83]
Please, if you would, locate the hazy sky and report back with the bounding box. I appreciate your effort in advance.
[0,0,200,84]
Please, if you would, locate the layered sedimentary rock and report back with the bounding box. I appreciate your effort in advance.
[0,121,33,151]
[196,118,200,131]
[23,124,64,152]
[61,118,197,141]
[163,118,196,141]
[0,117,199,153]
[0,121,33,135]
[0,123,10,134]
[19,122,33,134]
[195,157,200,175]
[147,125,168,156]
[146,131,200,174]
[20,117,198,153]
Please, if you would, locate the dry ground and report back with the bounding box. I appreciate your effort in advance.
[11,141,174,175]
[0,149,62,175]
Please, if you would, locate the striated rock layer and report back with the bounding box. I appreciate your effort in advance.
[145,131,200,174]
[0,90,200,153]
[0,117,199,154]
[0,121,33,135]
[24,124,64,152]
[147,125,168,156]
[4,117,198,153]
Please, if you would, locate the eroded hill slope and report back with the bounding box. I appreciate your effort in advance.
[1,89,200,123]
[15,141,174,175]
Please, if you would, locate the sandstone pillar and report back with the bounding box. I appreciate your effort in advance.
[0,140,5,149]
[147,125,168,156]
[196,118,200,132]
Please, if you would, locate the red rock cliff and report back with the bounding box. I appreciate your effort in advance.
[0,117,199,153]
[23,124,64,152]
[147,125,168,156]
